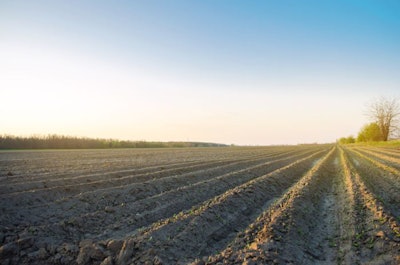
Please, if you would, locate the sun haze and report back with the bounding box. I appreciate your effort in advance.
[1,1,399,145]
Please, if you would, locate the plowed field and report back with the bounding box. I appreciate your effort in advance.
[1,145,399,264]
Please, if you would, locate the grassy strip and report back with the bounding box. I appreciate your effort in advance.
[347,140,400,149]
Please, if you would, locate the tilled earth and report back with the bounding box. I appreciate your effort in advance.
[0,145,399,264]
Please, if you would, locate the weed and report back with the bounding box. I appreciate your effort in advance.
[188,208,196,215]
[366,237,375,249]
[28,226,38,235]
[215,214,224,224]
[68,203,77,210]
[328,238,337,248]
[375,195,384,203]
[337,250,344,263]
[376,216,387,224]
[297,228,303,236]
[355,231,364,240]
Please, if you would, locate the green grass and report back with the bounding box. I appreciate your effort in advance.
[363,140,400,148]
[345,140,400,148]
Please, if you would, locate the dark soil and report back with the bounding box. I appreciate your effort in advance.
[1,145,399,265]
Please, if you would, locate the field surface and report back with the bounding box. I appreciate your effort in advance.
[0,145,399,264]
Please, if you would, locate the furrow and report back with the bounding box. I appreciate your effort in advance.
[203,146,336,264]
[351,146,400,172]
[0,147,299,182]
[0,148,300,193]
[345,147,400,218]
[0,149,279,186]
[103,148,323,238]
[0,148,310,212]
[336,147,358,264]
[0,160,208,192]
[0,154,274,225]
[1,147,324,252]
[358,146,400,160]
[109,147,331,264]
[0,159,233,195]
[342,147,400,264]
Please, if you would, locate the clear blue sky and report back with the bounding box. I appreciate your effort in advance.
[1,0,399,145]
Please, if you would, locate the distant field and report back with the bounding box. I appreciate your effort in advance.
[0,146,399,264]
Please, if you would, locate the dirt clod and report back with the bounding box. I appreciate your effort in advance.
[153,255,163,265]
[376,231,385,238]
[116,239,136,265]
[107,240,123,255]
[17,237,33,250]
[191,259,205,265]
[27,248,48,260]
[242,259,257,265]
[248,242,258,250]
[100,256,113,265]
[105,206,115,213]
[77,242,106,265]
[0,242,18,258]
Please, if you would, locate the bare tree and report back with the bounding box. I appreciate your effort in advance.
[366,97,400,141]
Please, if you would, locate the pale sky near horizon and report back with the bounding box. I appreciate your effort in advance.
[1,1,399,145]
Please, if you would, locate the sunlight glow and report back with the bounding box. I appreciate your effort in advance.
[1,1,399,145]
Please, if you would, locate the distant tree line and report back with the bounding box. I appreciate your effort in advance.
[338,97,400,144]
[0,134,227,149]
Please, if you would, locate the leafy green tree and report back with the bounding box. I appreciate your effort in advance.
[338,136,355,144]
[346,136,355,143]
[357,122,383,142]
